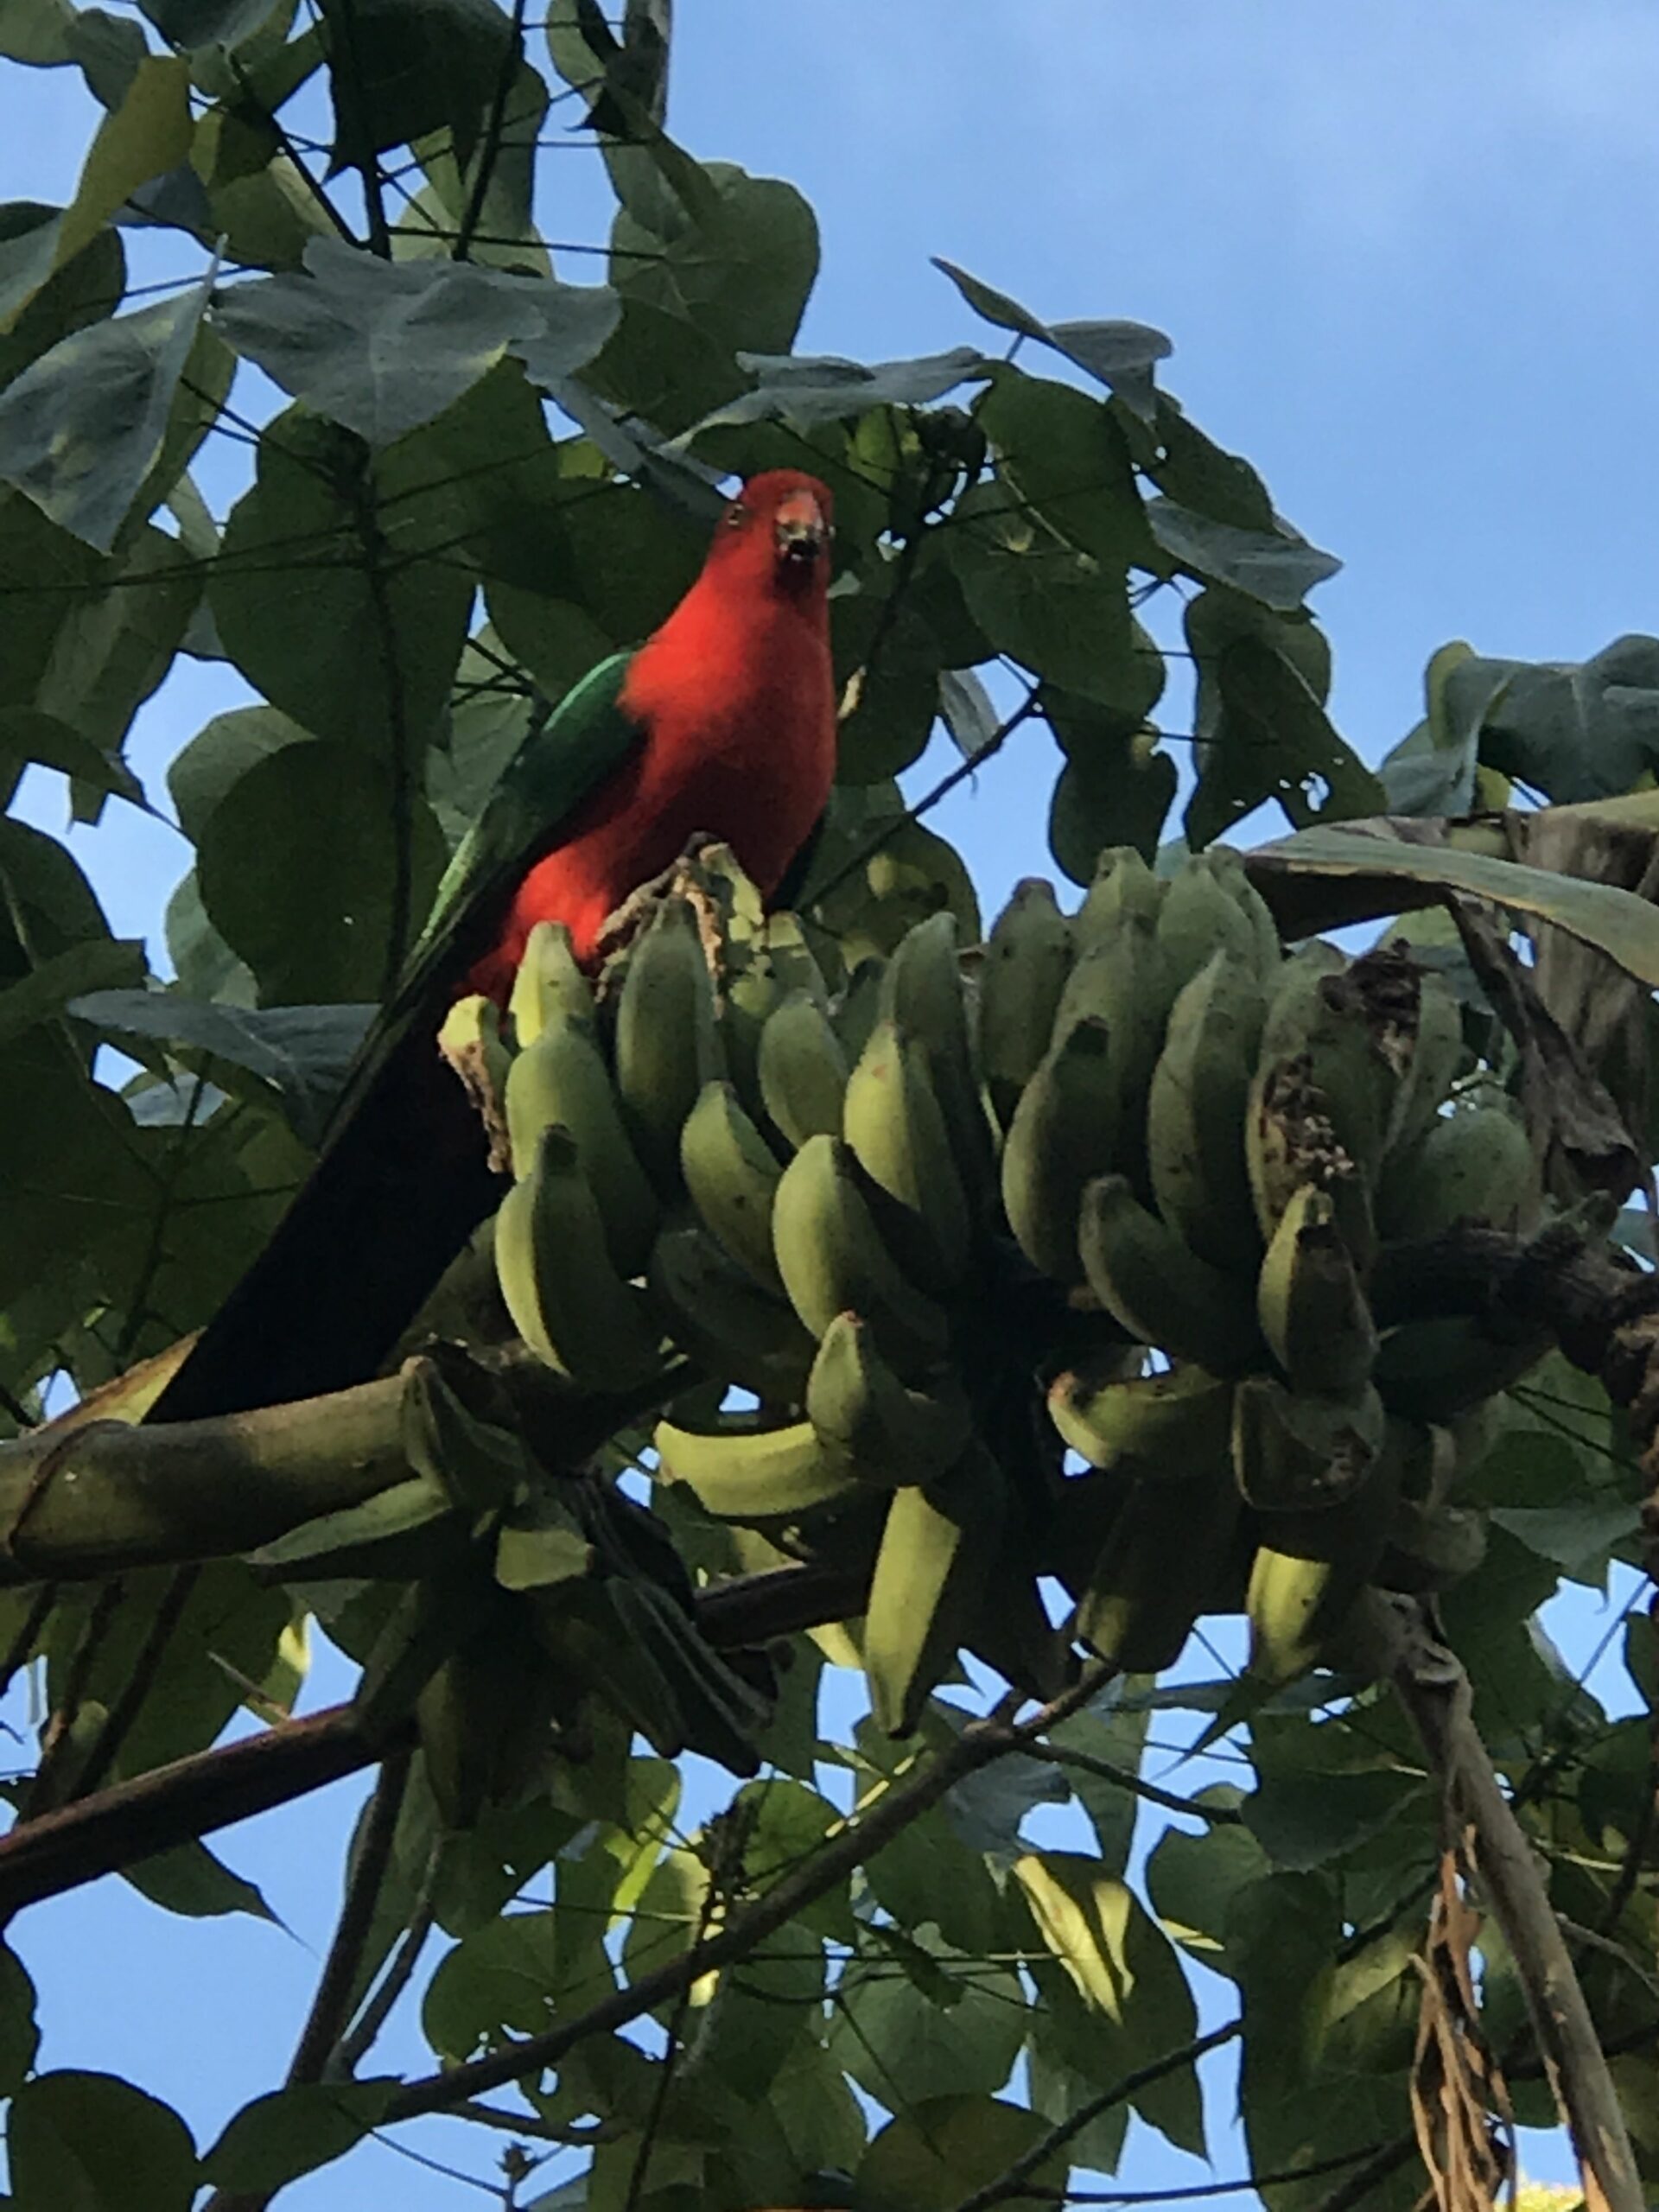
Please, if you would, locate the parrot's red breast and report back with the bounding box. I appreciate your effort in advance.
[468,468,837,998]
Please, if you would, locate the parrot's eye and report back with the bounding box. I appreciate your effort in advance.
[724,503,747,530]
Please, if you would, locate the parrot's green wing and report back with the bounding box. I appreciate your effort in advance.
[329,650,642,1127]
[396,648,640,1022]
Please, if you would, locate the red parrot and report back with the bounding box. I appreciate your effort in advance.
[149,469,836,1424]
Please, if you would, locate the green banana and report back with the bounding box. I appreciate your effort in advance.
[1047,1355,1234,1478]
[804,1310,969,1484]
[757,988,849,1150]
[1072,845,1166,947]
[1384,964,1464,1157]
[1373,1314,1548,1422]
[1376,1102,1539,1240]
[1077,1173,1264,1376]
[1052,887,1175,1192]
[842,1018,970,1291]
[613,895,722,1196]
[508,918,596,1047]
[1075,1456,1241,1672]
[1000,1016,1122,1284]
[1255,1182,1378,1397]
[1155,855,1262,989]
[720,910,829,1115]
[647,1221,817,1403]
[1259,939,1346,1058]
[1244,1424,1403,1683]
[1146,949,1267,1274]
[1201,844,1283,976]
[834,955,887,1068]
[654,1409,867,1522]
[977,878,1075,1129]
[863,1446,1007,1736]
[494,1125,665,1390]
[679,1078,785,1290]
[504,1014,659,1274]
[880,911,995,1193]
[771,1135,950,1374]
[1230,1373,1386,1512]
[1254,947,1408,1228]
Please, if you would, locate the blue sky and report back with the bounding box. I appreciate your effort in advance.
[3,3,1656,2203]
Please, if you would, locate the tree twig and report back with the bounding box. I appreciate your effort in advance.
[381,1671,1109,2124]
[948,2018,1243,2212]
[290,1748,414,2087]
[1018,1739,1244,1826]
[331,1847,438,2077]
[454,0,530,263]
[69,1565,198,1801]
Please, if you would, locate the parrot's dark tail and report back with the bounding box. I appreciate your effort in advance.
[145,1033,502,1425]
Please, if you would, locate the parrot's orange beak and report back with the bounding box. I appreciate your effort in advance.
[774,486,829,564]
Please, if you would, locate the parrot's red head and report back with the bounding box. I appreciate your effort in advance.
[709,469,834,599]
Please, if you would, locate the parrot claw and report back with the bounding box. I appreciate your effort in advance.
[594,835,727,985]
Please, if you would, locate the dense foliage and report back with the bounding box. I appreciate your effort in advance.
[4,3,1659,2209]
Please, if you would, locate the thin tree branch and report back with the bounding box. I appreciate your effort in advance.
[454,0,530,263]
[0,1704,391,1917]
[69,1565,198,1801]
[0,1585,56,1707]
[290,1748,414,2087]
[1019,1740,1244,1826]
[324,0,391,256]
[331,1853,438,2077]
[948,2018,1243,2212]
[381,1670,1111,2124]
[1304,2134,1421,2212]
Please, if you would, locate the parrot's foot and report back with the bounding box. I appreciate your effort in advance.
[594,834,726,980]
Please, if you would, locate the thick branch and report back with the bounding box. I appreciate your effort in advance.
[0,1705,391,1918]
[0,1376,411,1584]
[1371,1593,1644,2212]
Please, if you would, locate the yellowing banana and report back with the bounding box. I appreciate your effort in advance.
[504,1015,659,1274]
[1077,1173,1264,1376]
[494,1126,664,1390]
[863,1446,1007,1736]
[1244,1427,1403,1683]
[805,1310,969,1484]
[757,988,849,1150]
[679,1078,785,1290]
[653,1410,867,1522]
[978,878,1075,1129]
[436,992,512,1169]
[1146,950,1266,1275]
[1255,1182,1378,1398]
[843,1018,970,1291]
[1048,1356,1234,1478]
[613,896,722,1196]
